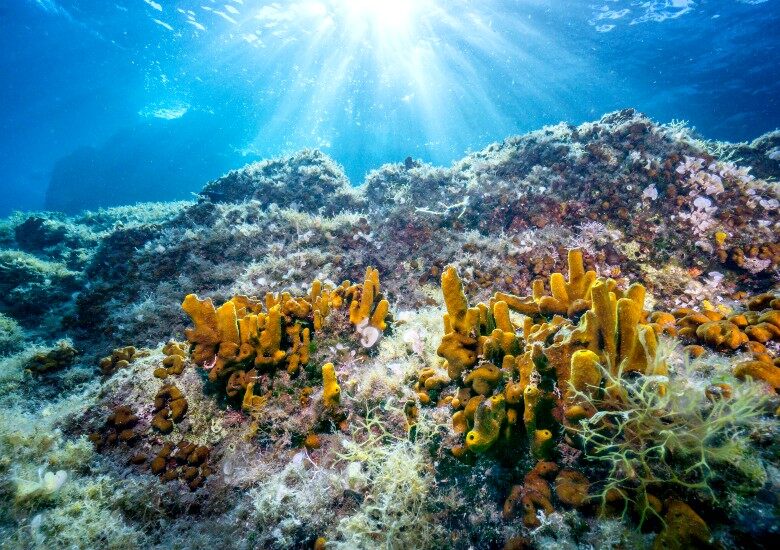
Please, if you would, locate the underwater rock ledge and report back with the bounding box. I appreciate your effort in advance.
[0,109,778,550]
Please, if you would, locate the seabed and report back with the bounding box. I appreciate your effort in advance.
[0,110,778,549]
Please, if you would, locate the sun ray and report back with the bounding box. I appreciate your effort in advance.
[167,0,607,173]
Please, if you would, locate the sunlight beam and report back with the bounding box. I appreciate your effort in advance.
[340,0,423,32]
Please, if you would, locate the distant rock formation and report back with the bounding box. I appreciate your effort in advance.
[44,111,248,213]
[720,130,780,181]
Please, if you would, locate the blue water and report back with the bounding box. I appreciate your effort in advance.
[1,0,778,215]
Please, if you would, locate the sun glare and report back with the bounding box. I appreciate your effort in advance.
[197,0,581,169]
[340,0,422,31]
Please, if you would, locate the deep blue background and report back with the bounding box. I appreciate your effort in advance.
[1,0,778,215]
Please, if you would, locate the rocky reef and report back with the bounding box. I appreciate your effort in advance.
[0,110,777,549]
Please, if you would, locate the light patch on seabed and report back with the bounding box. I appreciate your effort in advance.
[30,0,112,41]
[30,0,74,19]
[187,19,207,31]
[177,6,206,30]
[32,0,62,12]
[254,3,301,26]
[588,0,768,31]
[33,0,58,11]
[242,33,262,45]
[213,10,238,24]
[139,102,190,119]
[589,6,629,31]
[153,106,188,119]
[631,0,695,24]
[142,0,162,12]
[152,18,174,31]
[587,0,704,30]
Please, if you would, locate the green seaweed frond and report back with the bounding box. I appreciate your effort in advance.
[568,343,771,528]
[334,400,448,550]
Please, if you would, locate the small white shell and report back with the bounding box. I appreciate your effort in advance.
[359,326,381,348]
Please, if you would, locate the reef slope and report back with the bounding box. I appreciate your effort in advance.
[0,109,778,550]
